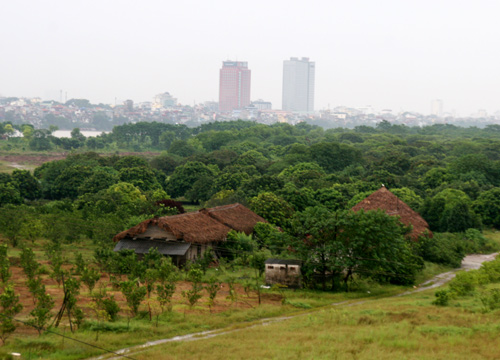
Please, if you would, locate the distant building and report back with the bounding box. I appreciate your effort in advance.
[219,61,251,112]
[153,92,177,109]
[124,99,134,111]
[282,57,315,113]
[431,99,443,117]
[251,99,272,110]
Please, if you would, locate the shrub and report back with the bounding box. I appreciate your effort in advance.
[432,290,451,306]
[448,270,487,296]
[101,296,120,321]
[480,289,500,312]
[481,258,500,283]
[417,233,465,268]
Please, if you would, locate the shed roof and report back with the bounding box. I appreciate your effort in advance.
[265,258,302,266]
[351,186,432,240]
[114,239,191,256]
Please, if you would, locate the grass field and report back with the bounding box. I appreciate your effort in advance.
[0,224,498,359]
[129,285,500,360]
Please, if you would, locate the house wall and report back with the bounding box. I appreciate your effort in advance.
[185,243,210,262]
[265,263,301,288]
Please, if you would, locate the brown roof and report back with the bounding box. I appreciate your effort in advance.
[113,203,266,244]
[201,203,267,235]
[351,186,432,240]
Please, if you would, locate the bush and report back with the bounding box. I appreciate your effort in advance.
[432,290,451,306]
[448,270,488,296]
[463,229,500,254]
[481,258,500,283]
[101,296,120,321]
[417,233,465,268]
[480,288,500,312]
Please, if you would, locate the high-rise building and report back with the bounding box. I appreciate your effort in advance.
[431,99,443,117]
[153,92,177,109]
[219,61,251,112]
[282,57,315,113]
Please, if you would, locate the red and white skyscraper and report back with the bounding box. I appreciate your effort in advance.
[219,61,251,112]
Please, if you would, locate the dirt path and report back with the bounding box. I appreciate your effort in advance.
[87,252,499,360]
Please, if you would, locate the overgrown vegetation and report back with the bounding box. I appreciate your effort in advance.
[2,120,500,357]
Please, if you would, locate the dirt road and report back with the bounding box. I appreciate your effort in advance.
[88,252,499,360]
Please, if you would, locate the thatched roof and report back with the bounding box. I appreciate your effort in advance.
[201,203,267,235]
[351,186,432,240]
[112,203,266,244]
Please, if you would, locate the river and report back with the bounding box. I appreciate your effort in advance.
[51,130,109,138]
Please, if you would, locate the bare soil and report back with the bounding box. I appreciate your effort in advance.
[0,151,162,169]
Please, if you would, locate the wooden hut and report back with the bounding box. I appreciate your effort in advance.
[265,259,302,288]
[112,203,266,266]
[351,186,432,240]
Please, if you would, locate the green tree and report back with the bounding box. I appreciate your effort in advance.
[473,188,500,228]
[0,245,11,285]
[249,192,295,228]
[120,279,147,317]
[11,169,41,200]
[205,276,221,312]
[182,266,204,309]
[20,247,40,280]
[166,161,217,198]
[0,284,23,345]
[27,288,54,335]
[81,266,101,294]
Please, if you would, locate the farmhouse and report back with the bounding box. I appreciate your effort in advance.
[351,186,432,240]
[112,203,266,266]
[265,259,302,288]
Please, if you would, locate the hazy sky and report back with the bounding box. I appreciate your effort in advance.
[2,0,500,116]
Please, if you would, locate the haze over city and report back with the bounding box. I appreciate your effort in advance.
[2,0,500,116]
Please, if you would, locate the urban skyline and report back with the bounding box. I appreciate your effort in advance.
[2,1,500,117]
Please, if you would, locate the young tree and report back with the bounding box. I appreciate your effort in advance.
[182,266,204,310]
[120,279,147,317]
[28,289,54,335]
[0,284,23,345]
[0,245,11,286]
[156,257,178,313]
[81,266,101,294]
[205,276,221,313]
[20,246,40,280]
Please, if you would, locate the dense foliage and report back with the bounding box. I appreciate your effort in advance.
[2,120,500,290]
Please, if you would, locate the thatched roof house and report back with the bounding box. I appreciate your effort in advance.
[351,186,432,240]
[112,203,266,265]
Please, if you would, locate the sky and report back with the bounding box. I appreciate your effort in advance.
[1,0,500,116]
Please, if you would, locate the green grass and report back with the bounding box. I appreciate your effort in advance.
[131,287,500,360]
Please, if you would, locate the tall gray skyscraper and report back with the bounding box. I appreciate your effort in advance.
[282,57,315,113]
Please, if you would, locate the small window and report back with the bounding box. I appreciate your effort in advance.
[267,265,274,270]
[289,267,296,272]
[280,266,286,270]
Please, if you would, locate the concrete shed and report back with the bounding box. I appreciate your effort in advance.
[265,258,302,288]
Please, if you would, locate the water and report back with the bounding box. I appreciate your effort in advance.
[52,130,109,138]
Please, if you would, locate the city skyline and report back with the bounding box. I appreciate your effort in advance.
[2,1,500,116]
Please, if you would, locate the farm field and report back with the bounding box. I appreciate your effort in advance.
[0,237,411,360]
